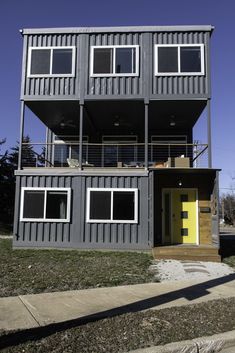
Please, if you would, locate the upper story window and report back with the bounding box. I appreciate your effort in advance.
[155,44,205,76]
[90,45,139,77]
[28,47,76,77]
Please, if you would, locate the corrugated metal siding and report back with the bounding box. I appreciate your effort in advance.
[13,174,151,249]
[86,33,144,97]
[151,31,209,97]
[22,29,211,99]
[24,34,80,97]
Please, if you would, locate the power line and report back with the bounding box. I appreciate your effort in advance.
[220,187,235,191]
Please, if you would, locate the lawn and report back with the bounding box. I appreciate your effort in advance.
[1,239,235,352]
[223,256,235,268]
[0,239,154,297]
[1,297,235,352]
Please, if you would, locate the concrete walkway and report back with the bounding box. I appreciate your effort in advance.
[1,274,235,332]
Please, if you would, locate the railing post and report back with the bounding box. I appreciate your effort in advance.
[79,103,84,171]
[207,99,212,168]
[144,102,149,170]
[18,101,25,170]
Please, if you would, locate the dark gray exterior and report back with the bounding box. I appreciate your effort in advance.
[14,25,219,251]
[21,25,213,101]
[151,31,211,98]
[13,171,152,249]
[21,33,80,99]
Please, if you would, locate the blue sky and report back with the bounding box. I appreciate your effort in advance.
[0,0,235,192]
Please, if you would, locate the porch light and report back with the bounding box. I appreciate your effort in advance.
[170,115,176,126]
[114,115,120,127]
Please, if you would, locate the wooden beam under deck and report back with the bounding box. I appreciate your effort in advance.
[153,245,221,262]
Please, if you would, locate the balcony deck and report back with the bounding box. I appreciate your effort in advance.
[19,142,209,170]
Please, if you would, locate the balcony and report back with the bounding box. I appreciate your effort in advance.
[20,142,208,169]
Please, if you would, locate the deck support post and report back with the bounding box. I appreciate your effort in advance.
[79,103,84,171]
[18,101,25,170]
[144,102,149,170]
[207,99,212,168]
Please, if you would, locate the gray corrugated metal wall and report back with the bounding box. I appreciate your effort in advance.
[23,34,80,98]
[151,31,210,97]
[13,174,151,249]
[86,33,144,97]
[22,29,211,100]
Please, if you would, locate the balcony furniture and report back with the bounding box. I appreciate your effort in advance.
[67,158,79,167]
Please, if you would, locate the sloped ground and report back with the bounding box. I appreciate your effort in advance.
[1,297,235,353]
[0,239,154,297]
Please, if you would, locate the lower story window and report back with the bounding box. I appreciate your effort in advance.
[20,187,71,222]
[86,188,138,223]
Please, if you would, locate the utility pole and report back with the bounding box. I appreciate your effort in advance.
[221,199,225,223]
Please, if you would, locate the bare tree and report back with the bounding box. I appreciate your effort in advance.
[220,193,235,226]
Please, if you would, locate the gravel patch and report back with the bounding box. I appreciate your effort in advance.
[149,260,235,282]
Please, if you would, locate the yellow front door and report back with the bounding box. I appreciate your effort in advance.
[162,189,198,244]
[172,189,197,244]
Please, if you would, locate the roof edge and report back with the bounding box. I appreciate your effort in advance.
[20,25,215,35]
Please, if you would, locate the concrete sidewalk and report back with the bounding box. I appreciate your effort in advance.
[1,274,235,332]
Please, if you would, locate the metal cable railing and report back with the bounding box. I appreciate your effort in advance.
[20,142,208,169]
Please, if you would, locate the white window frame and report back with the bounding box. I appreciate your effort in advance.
[28,46,76,78]
[154,44,205,76]
[20,187,71,222]
[90,45,139,77]
[86,187,138,223]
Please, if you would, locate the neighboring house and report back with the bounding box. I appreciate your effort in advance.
[13,25,220,261]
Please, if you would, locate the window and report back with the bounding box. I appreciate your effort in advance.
[155,44,204,76]
[53,135,88,167]
[28,47,75,77]
[86,188,138,223]
[20,187,71,222]
[90,45,139,77]
[102,135,138,167]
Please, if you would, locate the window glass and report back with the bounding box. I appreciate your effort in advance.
[181,211,188,219]
[113,191,135,220]
[181,228,189,236]
[31,49,50,75]
[46,191,67,219]
[71,145,79,160]
[90,191,111,219]
[180,46,201,73]
[93,48,112,74]
[116,48,135,74]
[23,191,45,218]
[54,145,69,167]
[52,49,73,74]
[158,47,178,73]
